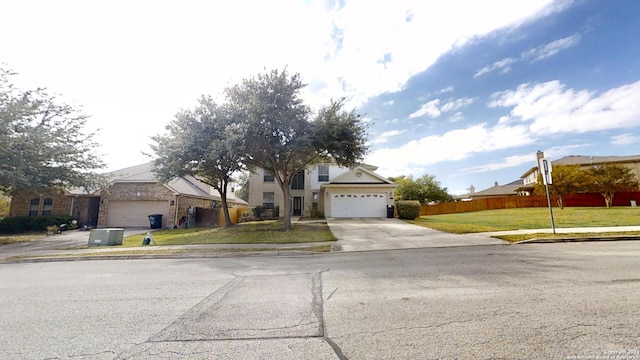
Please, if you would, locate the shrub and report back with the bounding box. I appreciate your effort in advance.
[396,200,420,220]
[0,215,75,234]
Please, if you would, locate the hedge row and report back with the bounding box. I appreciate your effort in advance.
[0,215,76,234]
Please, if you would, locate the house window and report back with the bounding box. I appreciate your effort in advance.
[263,192,275,209]
[28,198,40,217]
[42,198,53,216]
[28,197,53,217]
[263,170,274,182]
[291,171,305,190]
[312,192,318,209]
[318,164,329,182]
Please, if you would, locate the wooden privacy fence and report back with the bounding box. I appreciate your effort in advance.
[421,196,548,216]
[420,192,640,216]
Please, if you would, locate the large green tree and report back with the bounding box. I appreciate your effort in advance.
[534,164,588,209]
[390,174,452,203]
[0,68,103,193]
[226,69,368,230]
[586,164,638,207]
[151,96,243,227]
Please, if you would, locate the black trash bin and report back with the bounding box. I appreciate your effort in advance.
[148,214,163,229]
[386,205,395,218]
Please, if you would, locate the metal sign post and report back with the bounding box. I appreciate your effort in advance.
[539,157,556,234]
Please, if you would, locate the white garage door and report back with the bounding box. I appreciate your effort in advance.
[331,193,387,218]
[106,201,169,228]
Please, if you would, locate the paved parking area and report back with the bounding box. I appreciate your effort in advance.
[0,228,152,261]
[326,218,507,251]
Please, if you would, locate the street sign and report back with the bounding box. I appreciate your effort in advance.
[539,158,553,185]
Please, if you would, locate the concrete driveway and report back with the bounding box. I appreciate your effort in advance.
[327,218,507,251]
[0,228,152,261]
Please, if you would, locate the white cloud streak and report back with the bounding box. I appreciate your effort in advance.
[611,133,640,145]
[409,97,474,119]
[474,33,580,78]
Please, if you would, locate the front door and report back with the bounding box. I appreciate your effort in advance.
[293,197,303,216]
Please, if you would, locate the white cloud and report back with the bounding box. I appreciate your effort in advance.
[474,58,517,78]
[449,112,464,123]
[373,129,406,144]
[489,79,640,135]
[366,122,534,177]
[409,97,473,119]
[523,33,581,62]
[441,97,474,112]
[462,154,536,173]
[474,33,580,78]
[325,0,558,103]
[439,86,454,93]
[383,100,395,106]
[0,0,562,171]
[409,99,441,118]
[611,133,640,145]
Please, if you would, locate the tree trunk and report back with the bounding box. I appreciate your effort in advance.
[282,185,292,231]
[557,195,564,210]
[603,193,613,208]
[219,180,234,227]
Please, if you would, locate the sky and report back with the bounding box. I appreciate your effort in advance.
[2,0,639,195]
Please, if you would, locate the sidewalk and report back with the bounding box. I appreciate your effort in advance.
[479,226,640,236]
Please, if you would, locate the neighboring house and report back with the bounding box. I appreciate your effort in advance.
[247,163,397,218]
[9,162,247,228]
[455,180,523,201]
[518,154,640,194]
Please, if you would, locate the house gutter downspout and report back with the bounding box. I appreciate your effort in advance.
[69,196,76,217]
[174,195,182,228]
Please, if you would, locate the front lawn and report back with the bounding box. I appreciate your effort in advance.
[122,220,335,247]
[408,207,640,234]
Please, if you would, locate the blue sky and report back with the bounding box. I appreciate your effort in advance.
[2,0,639,194]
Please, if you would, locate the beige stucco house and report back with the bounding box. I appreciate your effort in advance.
[9,162,247,228]
[248,163,396,218]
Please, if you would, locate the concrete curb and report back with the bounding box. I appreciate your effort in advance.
[514,235,640,244]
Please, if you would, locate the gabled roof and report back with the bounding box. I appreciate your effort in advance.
[70,162,247,205]
[553,155,640,166]
[471,179,523,197]
[321,166,396,187]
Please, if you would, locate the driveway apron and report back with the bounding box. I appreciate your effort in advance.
[327,218,506,252]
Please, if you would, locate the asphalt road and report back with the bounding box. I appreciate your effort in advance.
[1,241,639,359]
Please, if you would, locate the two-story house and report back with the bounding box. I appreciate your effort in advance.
[247,163,397,218]
[518,153,640,195]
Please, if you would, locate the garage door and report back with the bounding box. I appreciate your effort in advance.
[330,193,387,218]
[106,201,169,228]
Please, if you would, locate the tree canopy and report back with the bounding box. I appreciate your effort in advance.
[0,67,103,193]
[534,164,588,209]
[534,163,638,208]
[151,96,244,227]
[587,164,638,207]
[390,174,452,204]
[226,69,369,230]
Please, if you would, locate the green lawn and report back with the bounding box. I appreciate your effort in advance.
[408,207,640,234]
[122,220,336,247]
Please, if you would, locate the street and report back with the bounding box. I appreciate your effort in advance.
[1,241,639,359]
